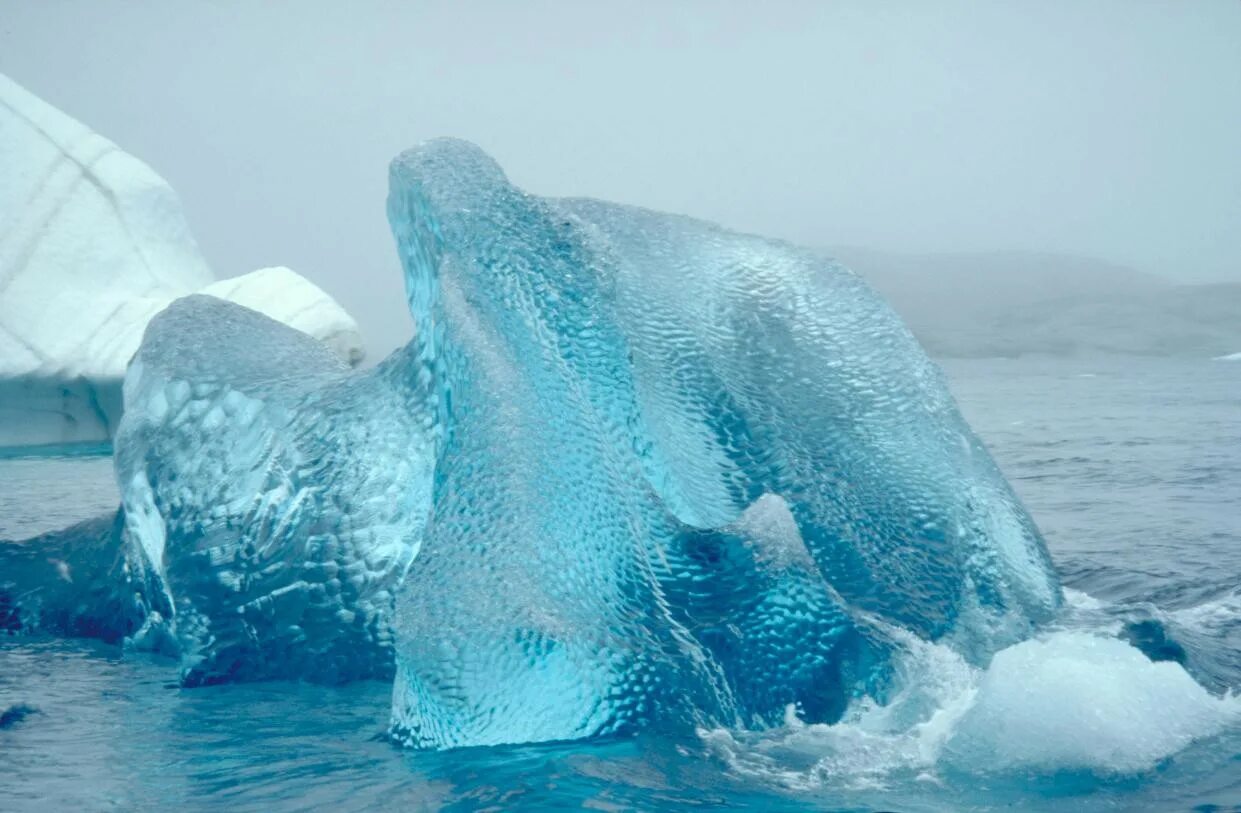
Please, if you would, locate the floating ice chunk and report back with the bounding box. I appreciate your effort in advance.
[944,632,1239,775]
[110,296,430,684]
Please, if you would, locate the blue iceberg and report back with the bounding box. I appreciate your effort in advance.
[386,140,1059,747]
[111,297,433,684]
[1,138,1059,750]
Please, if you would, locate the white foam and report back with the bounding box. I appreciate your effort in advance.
[1168,589,1241,635]
[1062,587,1105,611]
[703,631,1239,788]
[700,629,976,790]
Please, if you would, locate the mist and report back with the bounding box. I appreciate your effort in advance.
[1,0,1238,357]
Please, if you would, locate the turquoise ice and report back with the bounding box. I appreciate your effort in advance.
[1,139,1059,750]
[111,297,433,684]
[384,140,1059,747]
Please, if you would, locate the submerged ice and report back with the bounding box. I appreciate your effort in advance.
[4,138,1072,750]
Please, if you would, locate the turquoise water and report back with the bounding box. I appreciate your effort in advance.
[2,357,1239,811]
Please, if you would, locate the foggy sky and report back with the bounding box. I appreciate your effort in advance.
[1,1,1238,357]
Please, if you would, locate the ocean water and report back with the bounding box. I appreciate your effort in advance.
[1,356,1238,811]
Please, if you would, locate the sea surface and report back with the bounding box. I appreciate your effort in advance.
[1,356,1238,811]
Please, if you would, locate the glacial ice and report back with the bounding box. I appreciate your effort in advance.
[0,74,363,449]
[2,137,1062,750]
[111,296,431,683]
[384,139,1060,747]
[942,632,1241,775]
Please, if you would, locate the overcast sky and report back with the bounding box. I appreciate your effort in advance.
[2,1,1238,356]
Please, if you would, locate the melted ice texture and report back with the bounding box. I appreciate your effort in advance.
[38,138,1215,761]
[113,298,431,684]
[382,139,1061,747]
[83,138,1066,748]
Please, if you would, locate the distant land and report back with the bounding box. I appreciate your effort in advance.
[830,248,1241,359]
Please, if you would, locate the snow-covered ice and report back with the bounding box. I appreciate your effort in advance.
[0,74,363,449]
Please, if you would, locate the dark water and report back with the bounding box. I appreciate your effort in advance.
[2,357,1239,811]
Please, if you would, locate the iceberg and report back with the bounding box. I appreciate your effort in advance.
[109,295,430,684]
[2,295,418,684]
[1,138,1060,751]
[384,139,1059,747]
[0,74,363,450]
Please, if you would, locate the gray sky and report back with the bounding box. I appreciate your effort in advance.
[2,1,1238,357]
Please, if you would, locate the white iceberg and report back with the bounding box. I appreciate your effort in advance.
[198,267,365,367]
[0,73,363,449]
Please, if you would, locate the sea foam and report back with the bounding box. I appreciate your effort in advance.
[704,630,1239,788]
